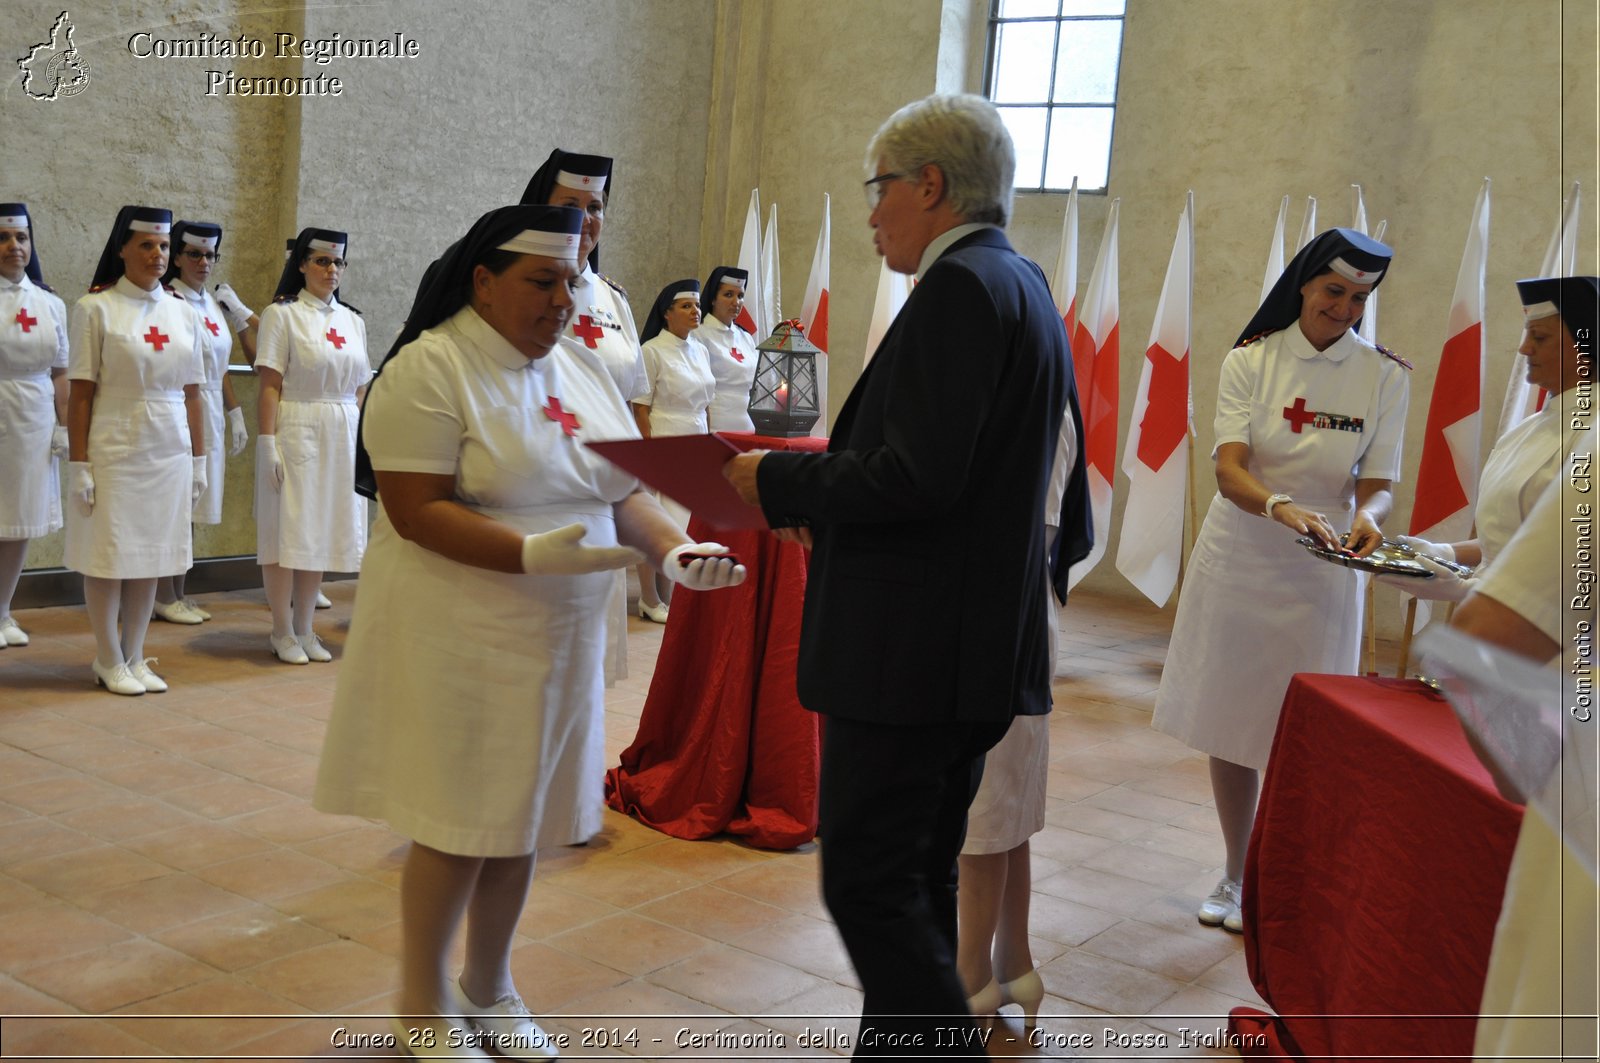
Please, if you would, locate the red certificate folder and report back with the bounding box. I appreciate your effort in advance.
[585,433,771,530]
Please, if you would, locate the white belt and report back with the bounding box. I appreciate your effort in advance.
[98,386,183,401]
[281,391,355,403]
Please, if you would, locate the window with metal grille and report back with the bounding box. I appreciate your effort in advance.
[985,0,1125,192]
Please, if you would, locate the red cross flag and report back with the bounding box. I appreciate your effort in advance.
[1067,198,1121,590]
[799,193,831,436]
[734,188,766,339]
[1115,193,1193,607]
[1411,177,1491,546]
[1495,180,1579,440]
[863,258,912,369]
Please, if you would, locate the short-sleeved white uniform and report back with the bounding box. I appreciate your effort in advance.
[639,330,716,528]
[0,273,68,538]
[64,277,204,578]
[254,289,370,571]
[568,267,647,404]
[1152,325,1409,768]
[692,317,758,432]
[171,279,233,524]
[314,306,642,856]
[1475,403,1585,568]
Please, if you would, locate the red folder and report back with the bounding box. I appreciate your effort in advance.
[585,433,771,530]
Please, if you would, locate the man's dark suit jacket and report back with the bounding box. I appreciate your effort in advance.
[757,226,1090,727]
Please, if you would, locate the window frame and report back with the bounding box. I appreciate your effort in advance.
[982,0,1126,195]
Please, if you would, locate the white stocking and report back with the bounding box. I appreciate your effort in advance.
[119,578,158,663]
[82,575,124,667]
[0,539,27,619]
[262,563,295,640]
[292,569,322,636]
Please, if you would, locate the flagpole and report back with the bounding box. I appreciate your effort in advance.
[1396,599,1418,677]
[1184,191,1200,562]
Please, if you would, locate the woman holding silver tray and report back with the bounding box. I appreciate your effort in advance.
[1151,229,1410,932]
[1383,275,1597,600]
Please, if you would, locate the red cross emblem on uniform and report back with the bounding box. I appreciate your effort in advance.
[326,328,345,349]
[543,397,581,437]
[573,315,603,349]
[204,317,220,336]
[14,308,37,333]
[1283,397,1316,433]
[729,346,745,363]
[143,325,170,351]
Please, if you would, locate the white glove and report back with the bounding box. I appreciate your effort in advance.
[1377,554,1476,602]
[258,434,284,490]
[212,283,254,330]
[226,407,248,456]
[69,461,94,514]
[1395,534,1455,564]
[50,425,68,460]
[663,542,748,591]
[191,455,208,505]
[520,523,643,575]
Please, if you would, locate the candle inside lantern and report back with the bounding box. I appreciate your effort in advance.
[775,379,790,408]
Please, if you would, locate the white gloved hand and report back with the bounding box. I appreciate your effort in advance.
[521,523,644,575]
[212,283,254,330]
[1377,554,1476,602]
[191,454,208,505]
[258,434,284,490]
[226,407,248,456]
[1395,534,1455,564]
[663,542,747,591]
[69,461,94,514]
[50,425,68,460]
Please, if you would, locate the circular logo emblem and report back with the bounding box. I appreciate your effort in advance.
[46,50,92,97]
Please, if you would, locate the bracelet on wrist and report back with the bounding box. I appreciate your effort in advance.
[1263,493,1293,518]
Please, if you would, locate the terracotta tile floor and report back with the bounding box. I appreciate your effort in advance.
[0,583,1289,1060]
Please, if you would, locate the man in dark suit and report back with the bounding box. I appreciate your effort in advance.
[725,94,1091,1055]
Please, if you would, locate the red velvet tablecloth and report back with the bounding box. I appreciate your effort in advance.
[604,433,823,850]
[1228,675,1524,1062]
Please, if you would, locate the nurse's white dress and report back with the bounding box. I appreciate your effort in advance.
[0,273,68,539]
[692,317,758,433]
[171,279,232,525]
[63,277,204,578]
[313,306,642,856]
[1151,325,1409,769]
[254,289,370,572]
[639,330,716,529]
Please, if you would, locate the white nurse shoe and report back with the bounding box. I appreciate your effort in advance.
[270,634,310,665]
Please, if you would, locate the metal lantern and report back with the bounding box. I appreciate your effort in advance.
[747,320,821,437]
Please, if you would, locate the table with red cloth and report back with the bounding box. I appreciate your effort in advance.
[604,432,825,850]
[1227,675,1524,1062]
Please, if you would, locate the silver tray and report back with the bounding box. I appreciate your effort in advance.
[1294,536,1475,579]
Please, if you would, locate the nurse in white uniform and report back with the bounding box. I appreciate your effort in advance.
[692,265,759,433]
[1151,229,1408,931]
[313,204,745,1061]
[632,278,716,621]
[522,149,646,671]
[1388,276,1598,598]
[151,221,255,625]
[0,203,69,649]
[255,227,370,665]
[65,206,207,696]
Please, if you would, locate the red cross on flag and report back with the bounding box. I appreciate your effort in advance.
[1410,178,1490,547]
[799,193,831,436]
[1115,193,1192,607]
[1066,199,1121,590]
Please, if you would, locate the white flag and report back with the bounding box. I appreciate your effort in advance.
[1067,199,1120,589]
[800,195,831,435]
[1115,192,1193,606]
[1496,181,1581,439]
[863,259,912,367]
[734,189,765,339]
[1297,195,1318,251]
[1261,195,1289,304]
[761,202,781,336]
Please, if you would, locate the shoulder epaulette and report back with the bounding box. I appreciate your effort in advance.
[1236,329,1278,349]
[1376,343,1413,370]
[163,284,184,300]
[87,282,113,294]
[598,273,627,298]
[273,293,295,303]
[341,300,363,316]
